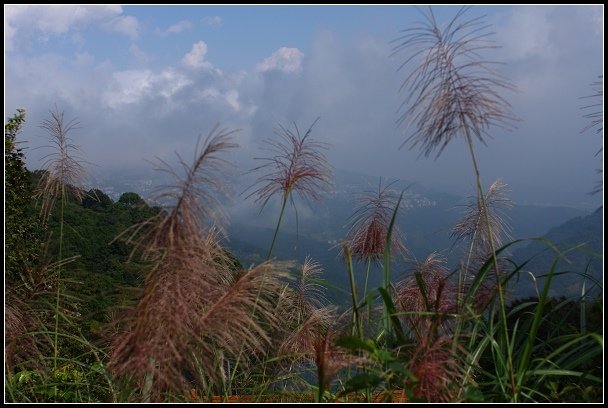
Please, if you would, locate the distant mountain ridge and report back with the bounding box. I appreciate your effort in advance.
[222,169,597,303]
[89,167,598,304]
[509,207,603,300]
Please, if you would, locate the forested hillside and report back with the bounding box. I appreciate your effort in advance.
[511,208,603,299]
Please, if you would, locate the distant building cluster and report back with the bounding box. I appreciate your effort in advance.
[84,174,157,203]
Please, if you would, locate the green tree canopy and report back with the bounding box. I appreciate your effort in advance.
[5,109,43,283]
[118,192,145,207]
[82,188,113,210]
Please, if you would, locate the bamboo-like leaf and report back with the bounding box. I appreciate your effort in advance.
[334,336,377,354]
[378,287,406,345]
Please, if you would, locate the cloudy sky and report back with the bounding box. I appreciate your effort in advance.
[4,5,604,208]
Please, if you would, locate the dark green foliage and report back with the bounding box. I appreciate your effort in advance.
[42,192,160,337]
[511,209,603,299]
[82,189,113,210]
[335,334,414,401]
[5,109,45,284]
[507,296,602,341]
[118,191,146,207]
[475,294,604,402]
[38,188,246,343]
[6,360,113,403]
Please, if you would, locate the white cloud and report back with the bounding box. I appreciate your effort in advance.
[75,51,94,66]
[103,68,192,109]
[157,20,193,37]
[203,16,223,28]
[5,7,602,208]
[224,89,241,111]
[196,87,242,112]
[71,32,85,48]
[4,5,138,51]
[103,70,154,107]
[156,69,193,100]
[182,41,213,69]
[6,52,112,117]
[129,43,150,64]
[102,15,139,40]
[494,7,557,62]
[256,47,304,73]
[491,6,603,100]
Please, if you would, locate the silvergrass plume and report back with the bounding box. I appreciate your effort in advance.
[117,124,239,260]
[392,6,517,158]
[245,118,333,259]
[5,292,45,372]
[278,306,336,362]
[276,257,333,359]
[580,75,603,194]
[342,179,407,262]
[311,325,369,402]
[246,117,333,207]
[293,257,330,316]
[395,253,455,340]
[4,243,81,373]
[395,251,493,394]
[580,75,604,137]
[270,262,362,400]
[110,257,287,399]
[109,125,290,398]
[451,179,513,268]
[393,8,518,394]
[407,336,465,402]
[36,107,87,223]
[35,106,88,378]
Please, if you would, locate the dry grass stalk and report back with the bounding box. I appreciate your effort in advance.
[292,257,329,316]
[407,336,465,402]
[392,6,517,159]
[36,107,87,223]
[110,255,287,398]
[395,253,456,340]
[109,125,292,398]
[118,125,239,261]
[274,258,333,369]
[580,75,603,136]
[451,179,513,272]
[246,117,333,208]
[580,75,603,194]
[343,180,407,262]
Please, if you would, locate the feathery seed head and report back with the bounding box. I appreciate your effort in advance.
[36,107,87,223]
[392,6,517,158]
[343,179,407,262]
[246,117,333,209]
[451,179,513,267]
